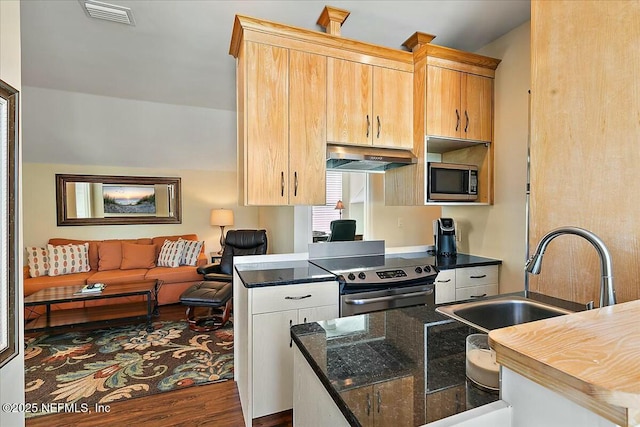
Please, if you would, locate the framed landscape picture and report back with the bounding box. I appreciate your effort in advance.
[103,184,157,215]
[0,78,19,368]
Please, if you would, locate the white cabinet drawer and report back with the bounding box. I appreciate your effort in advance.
[435,269,456,285]
[455,284,498,301]
[456,266,498,288]
[251,281,338,314]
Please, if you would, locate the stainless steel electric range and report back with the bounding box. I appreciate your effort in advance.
[309,241,438,316]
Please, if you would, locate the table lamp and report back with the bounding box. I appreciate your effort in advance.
[334,200,344,219]
[210,208,234,255]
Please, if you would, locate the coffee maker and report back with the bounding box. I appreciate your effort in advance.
[433,218,457,257]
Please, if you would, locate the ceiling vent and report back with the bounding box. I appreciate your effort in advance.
[80,0,135,26]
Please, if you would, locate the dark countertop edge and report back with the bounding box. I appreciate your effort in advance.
[436,259,502,270]
[291,334,362,427]
[239,274,337,288]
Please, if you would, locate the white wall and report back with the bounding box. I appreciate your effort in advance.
[21,86,236,171]
[0,1,24,425]
[368,174,441,247]
[22,163,260,256]
[443,21,531,293]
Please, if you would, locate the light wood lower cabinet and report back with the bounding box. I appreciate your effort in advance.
[339,376,414,427]
[246,281,339,420]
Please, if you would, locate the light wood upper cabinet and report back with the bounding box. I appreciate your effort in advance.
[327,58,372,146]
[427,65,493,142]
[289,50,327,205]
[327,58,413,149]
[373,67,413,149]
[241,42,326,206]
[245,42,289,205]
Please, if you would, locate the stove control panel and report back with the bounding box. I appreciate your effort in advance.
[340,265,438,284]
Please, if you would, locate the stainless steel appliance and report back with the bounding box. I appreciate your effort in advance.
[433,218,457,257]
[309,241,438,316]
[428,162,478,201]
[326,144,417,173]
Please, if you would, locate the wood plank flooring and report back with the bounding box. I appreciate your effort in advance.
[25,304,293,427]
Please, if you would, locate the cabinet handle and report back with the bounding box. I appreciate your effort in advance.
[436,279,451,283]
[285,294,312,300]
[464,110,469,132]
[377,390,381,413]
[366,114,370,138]
[376,115,381,138]
[470,293,487,298]
[294,171,298,197]
[470,274,487,279]
[366,393,371,416]
[289,319,293,348]
[455,109,460,131]
[281,171,285,197]
[303,317,307,323]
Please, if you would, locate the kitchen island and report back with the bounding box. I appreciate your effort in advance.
[291,305,499,426]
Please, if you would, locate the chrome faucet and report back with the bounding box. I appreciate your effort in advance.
[525,226,616,307]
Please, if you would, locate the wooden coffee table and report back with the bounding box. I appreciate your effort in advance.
[24,280,159,332]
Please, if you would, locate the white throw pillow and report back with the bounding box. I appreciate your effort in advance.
[179,239,204,266]
[157,239,185,268]
[47,243,90,276]
[26,247,50,277]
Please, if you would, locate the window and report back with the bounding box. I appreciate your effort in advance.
[312,171,342,233]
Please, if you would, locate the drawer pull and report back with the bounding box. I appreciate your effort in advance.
[437,279,451,283]
[285,294,312,300]
[470,293,487,298]
[469,274,487,279]
[289,319,293,348]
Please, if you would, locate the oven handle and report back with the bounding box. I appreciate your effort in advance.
[343,289,433,305]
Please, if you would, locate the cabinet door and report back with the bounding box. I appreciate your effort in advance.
[298,305,339,324]
[289,50,327,205]
[462,73,493,142]
[339,386,374,427]
[372,67,413,149]
[246,42,289,205]
[427,66,461,139]
[374,376,414,427]
[327,58,373,145]
[252,309,298,418]
[435,269,456,304]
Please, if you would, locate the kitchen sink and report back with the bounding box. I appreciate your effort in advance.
[436,295,575,333]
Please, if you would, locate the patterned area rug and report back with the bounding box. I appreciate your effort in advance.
[24,320,233,418]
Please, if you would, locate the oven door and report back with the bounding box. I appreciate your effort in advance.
[340,284,435,317]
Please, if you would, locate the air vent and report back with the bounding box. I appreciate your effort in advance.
[80,0,135,26]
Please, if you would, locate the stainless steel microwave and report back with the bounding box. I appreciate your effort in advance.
[428,162,478,202]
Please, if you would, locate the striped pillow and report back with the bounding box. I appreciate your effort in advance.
[47,243,90,276]
[157,239,185,268]
[26,247,50,277]
[180,239,204,266]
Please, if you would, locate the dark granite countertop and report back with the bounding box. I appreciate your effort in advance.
[235,260,336,288]
[291,291,584,426]
[235,252,502,288]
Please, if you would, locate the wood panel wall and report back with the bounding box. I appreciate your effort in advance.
[529,0,640,305]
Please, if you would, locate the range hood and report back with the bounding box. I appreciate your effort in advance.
[326,144,417,173]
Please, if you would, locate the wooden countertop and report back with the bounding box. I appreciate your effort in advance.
[489,299,640,427]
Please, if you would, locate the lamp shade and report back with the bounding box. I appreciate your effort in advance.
[210,208,234,226]
[334,200,345,210]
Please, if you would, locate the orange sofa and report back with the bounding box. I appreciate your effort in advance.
[23,234,207,312]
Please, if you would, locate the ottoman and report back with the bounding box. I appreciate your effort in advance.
[179,281,232,332]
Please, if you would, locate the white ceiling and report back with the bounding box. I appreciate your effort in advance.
[19,0,530,168]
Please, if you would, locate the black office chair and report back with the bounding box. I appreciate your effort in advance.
[328,219,356,242]
[180,229,267,331]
